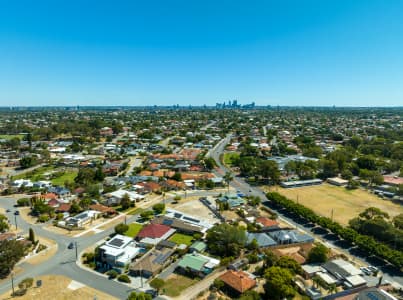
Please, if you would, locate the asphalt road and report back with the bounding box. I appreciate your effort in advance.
[209,135,403,288]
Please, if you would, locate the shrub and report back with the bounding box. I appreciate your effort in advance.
[38,215,50,223]
[114,223,129,235]
[18,277,34,289]
[118,274,131,283]
[17,198,30,207]
[107,270,118,279]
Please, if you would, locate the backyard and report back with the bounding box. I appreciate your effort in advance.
[270,183,403,225]
[168,233,194,246]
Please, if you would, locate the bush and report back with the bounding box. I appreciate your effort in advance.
[38,215,50,223]
[114,223,129,235]
[107,270,118,279]
[173,194,181,201]
[118,274,131,283]
[18,277,34,289]
[17,198,30,207]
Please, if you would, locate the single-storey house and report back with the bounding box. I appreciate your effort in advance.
[129,246,174,278]
[176,253,220,277]
[136,223,176,245]
[246,232,277,248]
[219,270,256,296]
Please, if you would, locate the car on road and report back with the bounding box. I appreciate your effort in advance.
[360,267,372,275]
[6,209,11,213]
[68,242,75,249]
[14,210,20,215]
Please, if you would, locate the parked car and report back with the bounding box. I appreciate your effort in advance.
[368,265,378,273]
[360,267,372,275]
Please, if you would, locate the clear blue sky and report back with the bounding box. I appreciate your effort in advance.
[1,0,403,106]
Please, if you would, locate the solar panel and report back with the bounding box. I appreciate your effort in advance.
[183,216,200,223]
[153,252,171,264]
[109,238,124,247]
[162,219,173,225]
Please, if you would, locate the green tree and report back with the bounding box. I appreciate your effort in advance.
[264,266,295,300]
[0,214,9,232]
[238,290,261,300]
[152,203,165,215]
[69,201,82,214]
[206,223,246,257]
[393,213,403,230]
[140,210,154,220]
[0,239,26,278]
[19,156,36,169]
[223,172,233,192]
[120,193,131,210]
[307,244,329,263]
[275,256,302,275]
[150,278,165,293]
[28,228,35,244]
[115,223,129,235]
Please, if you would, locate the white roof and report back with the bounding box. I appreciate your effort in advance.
[317,272,338,285]
[345,275,366,287]
[109,189,144,200]
[332,259,362,276]
[302,265,324,274]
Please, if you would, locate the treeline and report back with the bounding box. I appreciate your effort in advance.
[266,192,403,269]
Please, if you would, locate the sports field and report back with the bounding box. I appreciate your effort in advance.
[270,183,403,225]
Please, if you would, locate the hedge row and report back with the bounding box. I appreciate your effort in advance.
[266,192,403,269]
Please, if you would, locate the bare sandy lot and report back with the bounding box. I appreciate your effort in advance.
[168,197,221,224]
[0,275,117,300]
[269,184,403,225]
[25,236,58,265]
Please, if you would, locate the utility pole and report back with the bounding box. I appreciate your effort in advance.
[14,213,18,230]
[11,271,15,296]
[140,268,143,288]
[331,209,334,221]
[75,241,78,261]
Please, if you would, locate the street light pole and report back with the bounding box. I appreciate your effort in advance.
[75,241,78,261]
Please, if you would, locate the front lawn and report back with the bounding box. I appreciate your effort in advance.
[162,274,199,297]
[168,233,193,246]
[124,223,143,237]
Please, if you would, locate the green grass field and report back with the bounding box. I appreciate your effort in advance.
[12,166,55,180]
[0,134,24,140]
[51,171,78,186]
[168,233,194,246]
[223,152,240,166]
[124,223,143,237]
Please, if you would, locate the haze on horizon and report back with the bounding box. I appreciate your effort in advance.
[1,0,403,107]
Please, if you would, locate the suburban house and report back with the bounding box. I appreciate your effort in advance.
[246,232,277,248]
[89,204,117,217]
[322,259,367,288]
[217,193,246,209]
[151,216,205,235]
[268,229,314,245]
[219,270,257,297]
[327,177,349,186]
[99,234,141,267]
[176,253,220,277]
[129,246,175,278]
[105,189,144,206]
[164,209,213,233]
[189,241,207,253]
[136,223,176,245]
[66,210,100,227]
[255,217,279,230]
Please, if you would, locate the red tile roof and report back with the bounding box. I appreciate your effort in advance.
[137,224,172,239]
[256,217,279,228]
[56,203,71,212]
[383,176,403,186]
[219,270,256,293]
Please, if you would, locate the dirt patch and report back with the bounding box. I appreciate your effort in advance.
[18,207,37,225]
[168,198,221,224]
[24,236,58,265]
[269,184,403,225]
[0,275,117,300]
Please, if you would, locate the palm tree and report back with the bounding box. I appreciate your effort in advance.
[223,172,233,192]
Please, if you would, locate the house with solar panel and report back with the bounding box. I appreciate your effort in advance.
[129,245,175,278]
[99,234,142,268]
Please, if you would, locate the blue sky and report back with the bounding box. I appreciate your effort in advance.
[1,0,403,106]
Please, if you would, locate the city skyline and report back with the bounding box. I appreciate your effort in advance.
[1,1,403,107]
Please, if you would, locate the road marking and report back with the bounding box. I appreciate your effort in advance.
[67,280,85,290]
